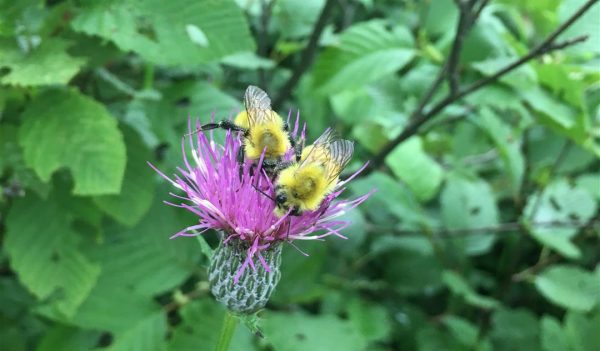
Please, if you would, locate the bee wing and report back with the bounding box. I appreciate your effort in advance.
[297,128,337,168]
[244,85,275,127]
[323,139,354,184]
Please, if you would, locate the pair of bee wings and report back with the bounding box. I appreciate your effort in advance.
[298,128,354,185]
[244,85,280,127]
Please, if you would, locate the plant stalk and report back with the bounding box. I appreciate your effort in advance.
[215,311,238,351]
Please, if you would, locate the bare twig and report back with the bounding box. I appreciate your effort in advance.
[272,0,336,109]
[258,0,276,88]
[447,0,476,95]
[363,0,598,176]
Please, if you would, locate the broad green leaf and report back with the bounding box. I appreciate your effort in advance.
[524,179,597,258]
[442,271,499,310]
[5,194,101,317]
[313,20,415,94]
[440,174,499,255]
[271,242,327,304]
[347,299,392,343]
[86,202,198,297]
[541,316,569,351]
[167,299,255,351]
[385,137,444,202]
[534,265,599,312]
[35,325,99,351]
[262,311,368,351]
[93,128,155,227]
[442,315,490,350]
[273,0,325,39]
[349,172,428,226]
[0,38,86,86]
[71,0,255,66]
[490,309,541,351]
[564,311,600,351]
[472,57,537,89]
[379,235,443,295]
[105,310,166,351]
[476,108,525,196]
[221,52,276,69]
[19,89,126,195]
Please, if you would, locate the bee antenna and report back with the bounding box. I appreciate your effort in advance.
[252,184,275,202]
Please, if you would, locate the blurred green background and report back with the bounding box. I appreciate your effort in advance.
[1,0,599,350]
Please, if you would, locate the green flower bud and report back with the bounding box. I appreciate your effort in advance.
[208,238,282,314]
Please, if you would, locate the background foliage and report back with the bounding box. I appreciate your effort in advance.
[1,0,599,350]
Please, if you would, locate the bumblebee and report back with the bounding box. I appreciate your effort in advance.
[273,129,354,217]
[196,85,299,172]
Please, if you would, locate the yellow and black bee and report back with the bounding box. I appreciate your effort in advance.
[273,129,354,217]
[196,85,299,172]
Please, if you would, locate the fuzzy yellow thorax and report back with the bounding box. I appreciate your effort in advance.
[277,163,329,213]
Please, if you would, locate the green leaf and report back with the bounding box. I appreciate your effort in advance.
[476,108,525,196]
[558,0,600,55]
[19,89,126,195]
[564,311,600,351]
[93,127,155,226]
[490,309,541,351]
[541,316,570,351]
[347,299,392,343]
[86,202,198,297]
[105,310,166,351]
[442,315,487,349]
[0,38,86,86]
[524,179,597,258]
[313,20,415,94]
[71,0,255,66]
[5,194,101,317]
[440,174,499,255]
[262,311,368,351]
[378,235,443,295]
[534,265,599,312]
[35,325,99,351]
[442,271,500,310]
[385,137,444,202]
[167,299,255,351]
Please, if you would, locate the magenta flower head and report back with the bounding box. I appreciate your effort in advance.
[149,112,371,314]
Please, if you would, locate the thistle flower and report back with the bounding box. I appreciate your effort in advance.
[149,113,371,313]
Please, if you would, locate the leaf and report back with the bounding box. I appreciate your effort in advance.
[5,194,101,317]
[490,309,541,351]
[71,0,255,66]
[0,38,86,86]
[558,0,600,55]
[35,325,100,351]
[167,299,255,351]
[534,265,599,312]
[262,311,368,351]
[442,271,500,310]
[476,107,525,196]
[564,311,600,351]
[541,316,570,351]
[19,89,126,195]
[440,174,499,255]
[93,127,155,227]
[442,315,485,349]
[379,235,443,295]
[524,179,597,259]
[313,20,415,94]
[220,52,276,69]
[105,310,166,351]
[347,299,392,343]
[85,202,198,297]
[385,137,444,202]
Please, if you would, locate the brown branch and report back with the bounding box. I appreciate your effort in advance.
[258,0,276,88]
[362,0,598,177]
[448,0,476,95]
[272,0,336,109]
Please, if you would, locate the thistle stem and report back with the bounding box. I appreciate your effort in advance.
[215,311,237,351]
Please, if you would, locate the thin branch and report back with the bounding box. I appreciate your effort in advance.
[448,0,475,95]
[385,219,597,237]
[363,0,598,176]
[258,0,276,88]
[272,0,336,109]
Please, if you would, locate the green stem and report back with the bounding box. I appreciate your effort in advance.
[143,63,155,90]
[215,311,237,351]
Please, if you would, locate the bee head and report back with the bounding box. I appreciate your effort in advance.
[275,192,287,205]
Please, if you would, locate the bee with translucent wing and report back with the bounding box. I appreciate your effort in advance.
[273,128,354,217]
[194,85,301,174]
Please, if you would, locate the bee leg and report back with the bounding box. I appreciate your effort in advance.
[199,120,248,134]
[291,206,301,216]
[237,147,245,180]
